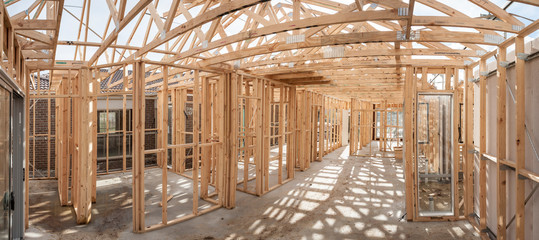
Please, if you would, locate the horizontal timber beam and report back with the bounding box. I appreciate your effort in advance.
[251,59,463,75]
[242,48,479,68]
[200,31,498,67]
[128,0,270,63]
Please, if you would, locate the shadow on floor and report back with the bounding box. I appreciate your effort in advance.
[26,144,479,240]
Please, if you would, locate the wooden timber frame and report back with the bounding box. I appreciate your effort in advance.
[27,67,94,225]
[403,65,465,222]
[23,60,352,230]
[8,0,538,238]
[458,21,539,240]
[24,60,231,231]
[29,64,128,224]
[350,99,373,156]
[234,73,297,196]
[234,83,349,196]
[0,0,34,229]
[321,96,348,155]
[350,99,403,157]
[295,90,347,169]
[131,60,228,232]
[295,90,322,171]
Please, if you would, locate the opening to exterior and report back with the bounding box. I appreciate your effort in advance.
[416,93,454,217]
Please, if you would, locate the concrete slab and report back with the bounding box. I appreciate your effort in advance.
[26,144,479,239]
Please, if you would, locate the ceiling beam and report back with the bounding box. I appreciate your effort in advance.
[199,30,493,67]
[87,0,153,65]
[128,0,270,62]
[242,48,478,68]
[468,0,523,25]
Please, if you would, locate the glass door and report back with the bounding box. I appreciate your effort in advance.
[416,93,454,217]
[0,84,11,239]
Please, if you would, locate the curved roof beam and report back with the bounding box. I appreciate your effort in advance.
[197,30,506,67]
[125,0,270,64]
[241,48,480,69]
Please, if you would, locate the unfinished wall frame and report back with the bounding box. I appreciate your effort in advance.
[404,65,466,222]
[235,74,296,196]
[28,66,98,224]
[131,60,227,232]
[462,21,539,239]
[9,0,538,238]
[295,90,326,171]
[350,99,403,158]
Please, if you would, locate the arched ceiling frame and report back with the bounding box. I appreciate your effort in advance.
[6,0,539,99]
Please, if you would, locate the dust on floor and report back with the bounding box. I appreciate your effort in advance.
[26,144,479,240]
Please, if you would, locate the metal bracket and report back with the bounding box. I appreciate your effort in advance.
[323,46,345,58]
[468,78,480,83]
[517,53,529,60]
[234,60,241,69]
[512,25,524,31]
[396,31,406,41]
[115,20,120,33]
[409,31,420,40]
[398,7,409,16]
[499,61,511,68]
[160,30,166,40]
[480,71,489,77]
[286,34,305,44]
[484,34,505,45]
[500,164,512,171]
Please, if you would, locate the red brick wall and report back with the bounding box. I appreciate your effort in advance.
[29,96,198,177]
[29,99,56,177]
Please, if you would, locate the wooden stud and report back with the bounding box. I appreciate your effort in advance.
[514,36,525,240]
[24,66,30,229]
[264,83,270,191]
[132,61,146,232]
[217,73,225,205]
[255,79,263,196]
[464,66,474,217]
[496,46,507,240]
[404,66,415,221]
[453,68,459,217]
[161,66,169,224]
[278,86,284,183]
[74,67,93,224]
[288,86,296,179]
[479,58,487,231]
[201,76,210,198]
[179,88,186,173]
[193,69,200,215]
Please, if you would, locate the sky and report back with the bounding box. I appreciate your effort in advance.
[5,0,539,65]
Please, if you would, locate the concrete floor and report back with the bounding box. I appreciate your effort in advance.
[26,144,479,239]
[237,145,290,194]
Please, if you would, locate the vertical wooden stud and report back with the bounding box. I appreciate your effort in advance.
[496,46,507,240]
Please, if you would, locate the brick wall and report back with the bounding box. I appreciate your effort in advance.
[144,98,157,166]
[29,99,56,178]
[29,96,199,177]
